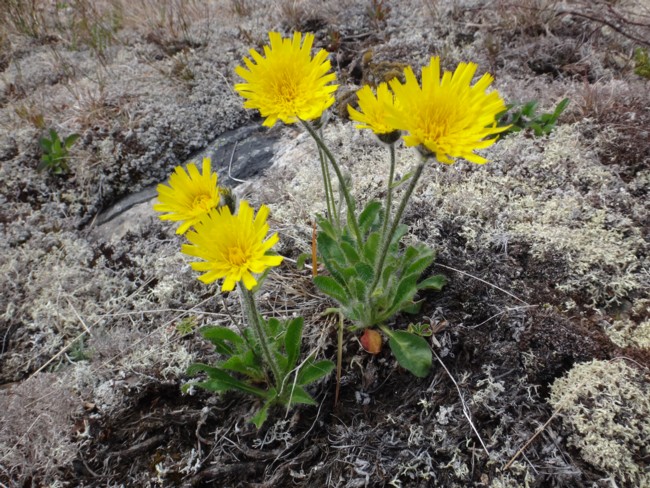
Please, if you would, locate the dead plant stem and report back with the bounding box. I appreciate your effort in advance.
[434,263,529,305]
[432,350,491,457]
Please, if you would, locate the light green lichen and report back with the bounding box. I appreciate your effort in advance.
[604,299,650,350]
[409,122,646,307]
[549,359,650,486]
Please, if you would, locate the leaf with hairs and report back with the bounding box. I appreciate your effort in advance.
[186,364,268,397]
[250,397,274,429]
[383,329,432,378]
[358,200,383,234]
[354,262,375,282]
[340,241,360,264]
[297,359,335,385]
[317,217,339,241]
[287,385,317,406]
[64,133,80,148]
[387,273,419,315]
[284,317,304,373]
[314,276,350,305]
[350,277,367,301]
[418,274,447,291]
[362,232,381,263]
[201,326,243,355]
[404,250,435,277]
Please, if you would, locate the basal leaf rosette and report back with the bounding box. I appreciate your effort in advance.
[235,31,338,127]
[154,157,222,234]
[182,201,283,292]
[387,57,509,164]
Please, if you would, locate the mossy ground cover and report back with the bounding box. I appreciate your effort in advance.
[0,0,648,486]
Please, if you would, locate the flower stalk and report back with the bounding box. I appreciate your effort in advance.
[370,157,427,295]
[317,143,339,228]
[302,120,363,244]
[239,285,283,392]
[378,142,396,254]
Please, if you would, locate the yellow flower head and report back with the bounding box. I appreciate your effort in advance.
[154,157,222,234]
[181,201,284,292]
[387,57,508,164]
[347,82,399,136]
[235,32,338,127]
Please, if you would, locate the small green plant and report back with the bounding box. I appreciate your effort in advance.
[184,316,333,427]
[155,165,333,428]
[314,201,445,377]
[367,0,390,27]
[233,33,509,382]
[406,322,434,337]
[497,98,569,137]
[175,316,198,336]
[68,337,91,362]
[38,129,80,174]
[633,47,650,79]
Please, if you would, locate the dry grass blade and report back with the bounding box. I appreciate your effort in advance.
[432,350,490,458]
[503,356,649,471]
[23,294,216,410]
[435,263,529,305]
[28,298,93,377]
[503,408,562,471]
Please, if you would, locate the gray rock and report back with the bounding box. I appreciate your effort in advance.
[91,123,280,241]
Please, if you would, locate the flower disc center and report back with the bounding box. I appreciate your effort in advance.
[192,194,214,213]
[228,246,249,267]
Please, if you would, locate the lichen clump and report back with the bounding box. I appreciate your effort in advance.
[549,360,650,485]
[604,299,650,350]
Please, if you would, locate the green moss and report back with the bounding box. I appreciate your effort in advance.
[634,47,650,79]
[549,360,650,486]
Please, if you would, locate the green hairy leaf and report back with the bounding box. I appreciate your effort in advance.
[314,276,350,305]
[362,232,381,263]
[354,262,375,283]
[340,241,360,264]
[201,326,244,355]
[297,359,335,385]
[295,252,310,270]
[185,363,267,397]
[358,200,382,233]
[286,385,317,406]
[284,317,304,373]
[383,329,432,378]
[418,274,447,291]
[250,398,274,429]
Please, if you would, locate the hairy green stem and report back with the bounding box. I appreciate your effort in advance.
[378,143,396,262]
[319,125,341,227]
[317,145,335,223]
[335,311,343,407]
[370,158,427,294]
[318,144,340,228]
[239,285,283,393]
[301,120,362,244]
